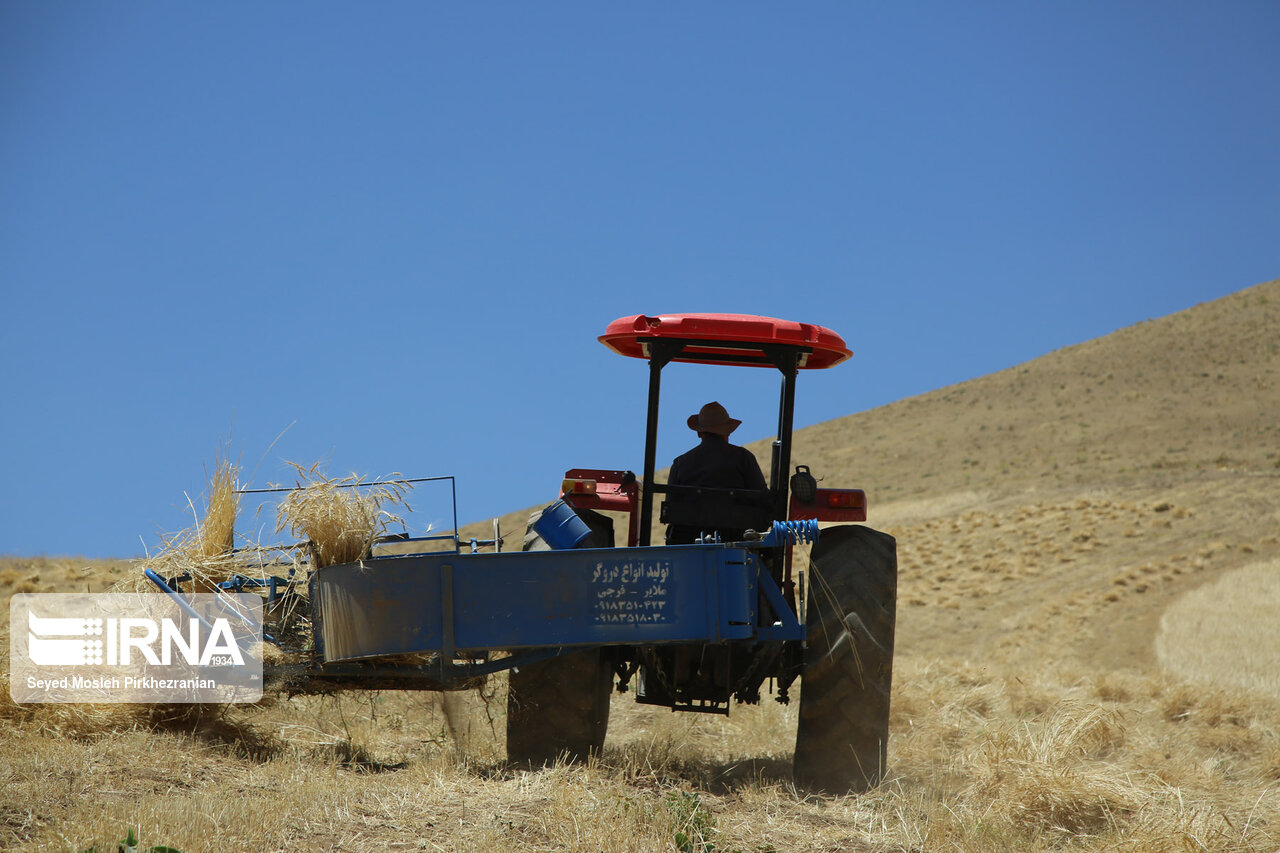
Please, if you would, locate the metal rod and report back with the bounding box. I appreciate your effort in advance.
[234,475,453,495]
[143,569,211,628]
[450,476,459,553]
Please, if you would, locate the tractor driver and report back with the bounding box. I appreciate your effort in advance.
[665,401,768,544]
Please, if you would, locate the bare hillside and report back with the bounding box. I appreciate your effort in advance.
[787,278,1277,503]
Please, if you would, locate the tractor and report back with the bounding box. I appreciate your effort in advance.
[150,312,898,793]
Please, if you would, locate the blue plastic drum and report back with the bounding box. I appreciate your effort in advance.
[532,499,592,549]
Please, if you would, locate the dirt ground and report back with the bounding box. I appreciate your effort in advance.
[2,278,1277,851]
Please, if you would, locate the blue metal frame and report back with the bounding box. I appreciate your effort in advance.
[296,645,569,683]
[311,536,805,663]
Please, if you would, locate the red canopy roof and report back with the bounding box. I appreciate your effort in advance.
[599,313,851,370]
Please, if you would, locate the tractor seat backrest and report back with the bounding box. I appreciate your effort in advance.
[659,485,774,537]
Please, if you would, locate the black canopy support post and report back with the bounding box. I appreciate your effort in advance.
[773,355,800,523]
[770,439,782,497]
[640,339,681,546]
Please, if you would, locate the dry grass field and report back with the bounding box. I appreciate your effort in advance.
[3,278,1278,851]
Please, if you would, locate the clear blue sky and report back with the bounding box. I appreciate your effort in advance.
[2,2,1276,558]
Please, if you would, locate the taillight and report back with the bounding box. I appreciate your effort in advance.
[562,478,598,496]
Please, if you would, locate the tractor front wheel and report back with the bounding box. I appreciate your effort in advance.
[794,524,897,794]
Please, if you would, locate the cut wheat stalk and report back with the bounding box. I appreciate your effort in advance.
[131,456,245,593]
[272,462,414,568]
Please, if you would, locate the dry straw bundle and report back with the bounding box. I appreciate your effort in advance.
[274,462,413,568]
[135,457,243,592]
[187,458,239,560]
[137,459,415,588]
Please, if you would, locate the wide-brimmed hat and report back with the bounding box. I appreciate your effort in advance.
[687,401,741,436]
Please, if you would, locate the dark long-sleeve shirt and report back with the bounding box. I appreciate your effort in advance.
[669,436,767,491]
[665,436,768,544]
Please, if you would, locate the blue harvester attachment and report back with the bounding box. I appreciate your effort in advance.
[311,521,811,664]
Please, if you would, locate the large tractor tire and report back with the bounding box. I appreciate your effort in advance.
[506,506,615,767]
[507,649,614,766]
[794,524,897,794]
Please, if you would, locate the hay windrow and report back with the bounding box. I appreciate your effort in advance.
[0,672,279,759]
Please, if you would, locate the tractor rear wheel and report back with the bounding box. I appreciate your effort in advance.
[506,506,615,766]
[506,649,613,766]
[794,524,897,794]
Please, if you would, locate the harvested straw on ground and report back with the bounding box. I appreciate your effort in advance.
[274,462,412,568]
